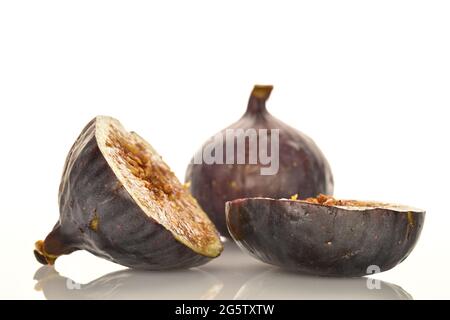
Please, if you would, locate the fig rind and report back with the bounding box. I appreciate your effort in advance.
[226,197,425,277]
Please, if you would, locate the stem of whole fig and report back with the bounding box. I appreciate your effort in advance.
[245,85,273,115]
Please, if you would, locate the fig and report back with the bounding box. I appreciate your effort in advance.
[185,85,334,235]
[226,194,425,277]
[34,116,223,270]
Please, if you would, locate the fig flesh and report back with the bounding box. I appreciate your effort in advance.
[226,195,425,277]
[35,116,223,270]
[186,85,334,236]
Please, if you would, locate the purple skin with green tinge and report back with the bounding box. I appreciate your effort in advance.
[186,85,334,236]
[226,198,425,277]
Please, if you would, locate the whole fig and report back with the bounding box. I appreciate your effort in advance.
[186,85,334,235]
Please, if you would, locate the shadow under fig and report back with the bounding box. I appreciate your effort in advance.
[234,268,413,300]
[34,266,223,300]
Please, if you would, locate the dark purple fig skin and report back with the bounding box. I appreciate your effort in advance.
[186,85,334,236]
[226,198,425,277]
[35,118,220,270]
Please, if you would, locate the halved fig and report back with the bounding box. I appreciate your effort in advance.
[226,194,425,277]
[35,116,223,270]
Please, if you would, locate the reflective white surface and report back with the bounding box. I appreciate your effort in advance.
[32,242,412,300]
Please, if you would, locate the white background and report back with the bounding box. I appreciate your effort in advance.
[0,1,449,299]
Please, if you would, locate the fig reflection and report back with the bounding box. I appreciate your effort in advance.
[33,242,413,300]
[234,269,412,300]
[34,266,223,300]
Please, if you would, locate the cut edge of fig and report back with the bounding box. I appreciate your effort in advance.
[228,194,425,214]
[95,116,223,258]
[293,193,424,213]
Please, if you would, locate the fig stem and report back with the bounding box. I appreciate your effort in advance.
[34,240,59,265]
[34,225,78,265]
[246,85,273,115]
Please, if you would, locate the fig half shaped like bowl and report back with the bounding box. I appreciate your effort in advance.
[226,195,425,277]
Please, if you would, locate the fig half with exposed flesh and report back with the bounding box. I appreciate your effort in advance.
[35,116,223,270]
[226,195,425,277]
[186,85,334,236]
